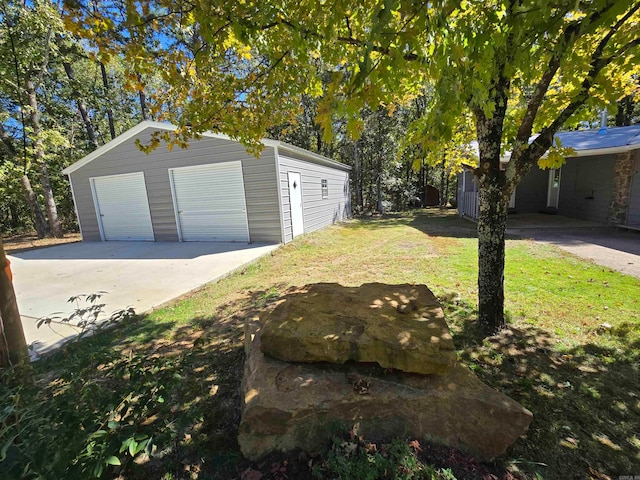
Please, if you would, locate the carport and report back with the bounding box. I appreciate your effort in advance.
[10,241,278,358]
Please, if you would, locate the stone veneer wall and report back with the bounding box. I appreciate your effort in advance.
[608,151,635,225]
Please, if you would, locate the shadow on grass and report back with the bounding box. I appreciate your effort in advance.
[440,294,640,479]
[347,209,479,240]
[5,281,638,480]
[1,288,286,480]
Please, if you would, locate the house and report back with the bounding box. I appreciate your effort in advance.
[62,121,351,243]
[457,124,640,228]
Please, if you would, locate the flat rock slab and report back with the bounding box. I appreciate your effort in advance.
[260,283,456,375]
[239,324,533,461]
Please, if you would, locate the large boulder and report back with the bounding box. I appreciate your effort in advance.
[239,322,533,461]
[260,283,456,375]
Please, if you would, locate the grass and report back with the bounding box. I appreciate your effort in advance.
[2,209,639,479]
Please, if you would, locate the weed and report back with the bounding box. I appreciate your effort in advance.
[36,292,135,345]
[312,433,457,480]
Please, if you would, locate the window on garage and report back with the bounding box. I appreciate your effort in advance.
[321,179,328,199]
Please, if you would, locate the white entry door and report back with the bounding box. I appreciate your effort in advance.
[288,172,304,237]
[547,168,561,208]
[169,162,249,242]
[91,172,155,241]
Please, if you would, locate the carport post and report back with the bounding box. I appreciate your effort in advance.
[0,238,29,369]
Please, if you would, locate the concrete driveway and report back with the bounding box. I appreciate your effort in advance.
[508,226,640,279]
[9,241,279,358]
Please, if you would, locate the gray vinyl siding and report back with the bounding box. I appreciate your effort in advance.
[457,169,478,218]
[628,153,640,226]
[514,166,548,213]
[557,155,615,224]
[277,152,351,243]
[456,172,462,216]
[69,129,281,243]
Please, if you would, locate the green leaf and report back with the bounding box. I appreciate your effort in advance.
[134,439,150,455]
[119,437,131,453]
[105,456,121,466]
[128,439,138,456]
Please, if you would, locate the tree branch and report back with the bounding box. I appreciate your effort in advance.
[34,26,53,89]
[0,1,29,171]
[515,0,626,145]
[0,123,17,157]
[512,34,640,185]
[240,16,425,63]
[507,1,640,187]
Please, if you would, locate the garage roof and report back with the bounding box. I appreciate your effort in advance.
[62,121,351,175]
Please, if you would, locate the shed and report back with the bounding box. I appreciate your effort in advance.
[62,121,351,243]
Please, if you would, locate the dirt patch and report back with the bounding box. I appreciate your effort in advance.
[4,233,81,254]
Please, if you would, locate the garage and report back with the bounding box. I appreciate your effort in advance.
[90,172,155,241]
[169,162,250,242]
[63,121,351,244]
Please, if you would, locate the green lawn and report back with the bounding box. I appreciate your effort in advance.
[2,210,639,479]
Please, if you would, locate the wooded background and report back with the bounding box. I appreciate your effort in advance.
[7,1,639,240]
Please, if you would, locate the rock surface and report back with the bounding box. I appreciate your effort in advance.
[260,283,456,375]
[239,322,533,461]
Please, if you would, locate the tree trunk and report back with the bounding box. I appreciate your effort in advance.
[100,62,117,140]
[63,62,99,149]
[138,74,149,121]
[439,159,446,208]
[376,156,383,214]
[20,174,49,238]
[419,159,425,206]
[444,173,450,206]
[8,203,20,230]
[473,74,510,333]
[0,237,29,369]
[1,115,49,238]
[615,96,633,127]
[477,173,508,332]
[353,141,362,210]
[39,162,63,238]
[26,78,63,238]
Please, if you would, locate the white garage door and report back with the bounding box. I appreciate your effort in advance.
[91,172,155,241]
[169,162,250,242]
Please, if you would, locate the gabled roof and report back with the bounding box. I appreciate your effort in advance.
[62,121,350,175]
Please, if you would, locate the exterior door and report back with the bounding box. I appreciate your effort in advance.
[169,162,249,242]
[547,168,561,208]
[91,172,155,241]
[288,172,304,237]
